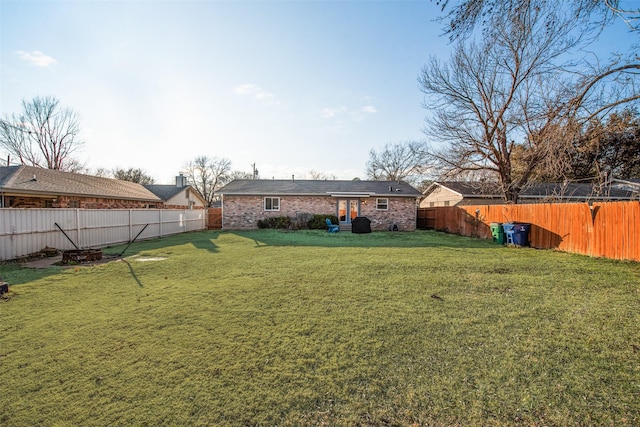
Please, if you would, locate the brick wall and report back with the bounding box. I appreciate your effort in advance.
[6,195,156,209]
[222,195,417,231]
[359,198,418,231]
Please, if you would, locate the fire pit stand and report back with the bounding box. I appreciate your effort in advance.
[55,222,103,264]
[62,249,103,263]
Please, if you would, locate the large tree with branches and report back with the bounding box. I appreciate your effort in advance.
[113,167,155,184]
[366,141,433,186]
[421,0,639,202]
[184,156,231,206]
[0,96,85,171]
[435,0,639,40]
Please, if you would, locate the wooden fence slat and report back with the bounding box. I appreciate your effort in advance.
[207,208,222,229]
[418,201,640,262]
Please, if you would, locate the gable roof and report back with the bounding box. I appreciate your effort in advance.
[0,165,161,202]
[144,184,186,201]
[219,179,423,198]
[426,181,503,198]
[427,181,636,201]
[144,183,207,205]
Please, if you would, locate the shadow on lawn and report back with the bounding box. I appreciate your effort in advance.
[0,230,500,287]
[103,231,221,257]
[99,229,499,257]
[0,264,62,286]
[222,229,503,249]
[121,259,144,288]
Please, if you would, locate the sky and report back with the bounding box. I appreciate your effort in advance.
[1,0,637,185]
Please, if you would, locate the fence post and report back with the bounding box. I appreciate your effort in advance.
[76,208,81,248]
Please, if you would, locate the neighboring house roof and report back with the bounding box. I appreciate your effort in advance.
[219,179,423,198]
[424,181,503,198]
[144,184,207,205]
[520,183,634,201]
[144,184,186,201]
[425,181,636,201]
[0,165,161,202]
[610,178,640,192]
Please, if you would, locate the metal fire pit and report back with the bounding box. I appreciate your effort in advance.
[62,249,103,264]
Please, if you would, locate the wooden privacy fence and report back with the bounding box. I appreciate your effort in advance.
[207,208,222,229]
[0,208,206,261]
[418,201,640,262]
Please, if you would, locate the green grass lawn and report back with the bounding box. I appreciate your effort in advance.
[1,230,639,426]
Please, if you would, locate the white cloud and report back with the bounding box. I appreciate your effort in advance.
[350,105,378,122]
[255,91,275,101]
[321,106,347,118]
[17,50,57,67]
[234,83,259,95]
[322,105,377,121]
[234,83,276,103]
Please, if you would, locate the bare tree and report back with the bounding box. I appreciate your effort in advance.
[435,0,638,41]
[546,110,640,181]
[308,170,337,180]
[93,167,112,178]
[228,170,254,180]
[184,156,231,206]
[421,2,639,202]
[113,167,155,184]
[366,141,433,185]
[0,96,84,171]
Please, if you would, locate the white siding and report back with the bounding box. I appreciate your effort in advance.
[420,187,463,207]
[0,209,206,261]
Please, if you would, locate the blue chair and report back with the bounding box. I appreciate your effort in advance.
[325,218,339,233]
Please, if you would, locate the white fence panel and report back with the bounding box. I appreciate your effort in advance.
[0,208,206,261]
[159,210,184,235]
[0,209,80,258]
[77,209,131,248]
[130,210,162,241]
[185,209,205,232]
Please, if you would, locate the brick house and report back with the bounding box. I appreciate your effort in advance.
[144,174,207,209]
[218,179,423,231]
[0,165,161,208]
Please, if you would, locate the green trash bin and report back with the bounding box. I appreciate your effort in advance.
[490,222,505,244]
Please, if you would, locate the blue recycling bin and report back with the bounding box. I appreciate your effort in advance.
[503,222,531,246]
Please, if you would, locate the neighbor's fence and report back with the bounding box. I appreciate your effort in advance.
[418,201,640,262]
[207,207,222,230]
[0,208,206,261]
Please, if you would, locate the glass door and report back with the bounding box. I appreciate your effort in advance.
[338,199,359,224]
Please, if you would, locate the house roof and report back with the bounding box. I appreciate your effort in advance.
[144,184,207,205]
[611,178,640,188]
[427,181,636,201]
[144,184,185,201]
[0,165,161,202]
[426,181,503,198]
[219,179,423,198]
[520,183,634,200]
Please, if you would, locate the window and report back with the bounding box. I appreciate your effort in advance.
[68,200,80,208]
[376,198,388,210]
[264,197,280,211]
